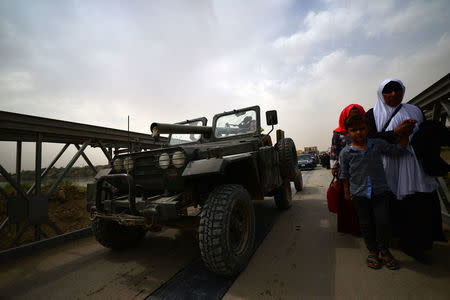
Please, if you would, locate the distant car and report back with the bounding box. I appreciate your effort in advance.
[297,154,315,170]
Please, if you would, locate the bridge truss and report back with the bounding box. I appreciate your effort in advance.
[0,111,166,248]
[408,72,450,224]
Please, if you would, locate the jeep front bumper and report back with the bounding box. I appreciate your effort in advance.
[93,174,181,223]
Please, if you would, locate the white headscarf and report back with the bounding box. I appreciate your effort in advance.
[374,78,405,131]
[375,78,437,199]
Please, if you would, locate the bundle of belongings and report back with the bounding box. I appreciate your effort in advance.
[411,120,450,177]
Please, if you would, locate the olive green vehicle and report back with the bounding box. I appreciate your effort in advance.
[88,106,302,277]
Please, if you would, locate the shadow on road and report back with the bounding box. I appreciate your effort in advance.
[146,200,281,300]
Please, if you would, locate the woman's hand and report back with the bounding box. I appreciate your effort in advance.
[344,191,351,202]
[394,119,417,137]
[399,136,409,148]
[331,168,339,176]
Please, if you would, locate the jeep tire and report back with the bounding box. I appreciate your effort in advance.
[294,169,303,191]
[92,217,147,250]
[277,138,298,181]
[274,180,293,209]
[199,184,256,277]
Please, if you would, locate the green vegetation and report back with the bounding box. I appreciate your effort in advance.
[1,182,32,195]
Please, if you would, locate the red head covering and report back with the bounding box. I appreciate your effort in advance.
[334,104,366,134]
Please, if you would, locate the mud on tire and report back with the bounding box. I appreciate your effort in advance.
[274,180,293,209]
[199,184,256,277]
[92,218,147,250]
[277,138,298,181]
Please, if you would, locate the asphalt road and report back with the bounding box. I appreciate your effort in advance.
[1,167,449,300]
[224,167,450,300]
[0,226,199,299]
[0,174,300,300]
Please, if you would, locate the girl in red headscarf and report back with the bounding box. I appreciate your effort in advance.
[330,104,365,236]
[330,104,366,173]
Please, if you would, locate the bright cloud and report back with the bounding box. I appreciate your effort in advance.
[0,0,449,171]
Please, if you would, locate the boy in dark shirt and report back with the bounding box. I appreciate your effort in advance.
[339,115,408,270]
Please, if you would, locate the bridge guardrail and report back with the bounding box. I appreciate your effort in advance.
[407,72,450,224]
[0,111,166,249]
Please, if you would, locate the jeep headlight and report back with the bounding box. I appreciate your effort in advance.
[172,151,186,168]
[159,153,170,169]
[113,158,124,172]
[124,157,134,172]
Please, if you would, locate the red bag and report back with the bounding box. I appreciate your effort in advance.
[327,175,341,213]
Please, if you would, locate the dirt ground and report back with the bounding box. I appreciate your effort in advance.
[0,184,91,250]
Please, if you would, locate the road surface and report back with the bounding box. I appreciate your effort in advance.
[1,167,449,299]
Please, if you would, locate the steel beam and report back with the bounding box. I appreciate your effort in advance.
[74,144,97,173]
[46,140,91,198]
[0,186,10,200]
[0,227,92,264]
[0,110,167,250]
[0,164,28,200]
[441,99,450,117]
[0,110,167,147]
[407,72,450,109]
[408,74,450,223]
[27,143,70,195]
[34,225,41,241]
[46,219,62,235]
[35,133,42,196]
[0,217,8,233]
[10,223,31,247]
[16,141,21,189]
[97,140,113,163]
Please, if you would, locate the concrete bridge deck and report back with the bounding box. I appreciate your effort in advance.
[0,167,449,299]
[225,168,450,300]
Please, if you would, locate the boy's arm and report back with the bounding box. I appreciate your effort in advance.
[342,179,351,201]
[366,109,397,143]
[338,149,351,201]
[377,138,409,156]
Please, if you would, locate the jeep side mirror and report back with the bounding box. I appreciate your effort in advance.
[266,110,278,126]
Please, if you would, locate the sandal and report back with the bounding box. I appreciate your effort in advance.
[366,253,381,269]
[380,250,399,270]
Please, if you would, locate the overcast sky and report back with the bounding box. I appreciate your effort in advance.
[1,0,450,172]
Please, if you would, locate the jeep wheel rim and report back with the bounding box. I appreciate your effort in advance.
[229,200,250,256]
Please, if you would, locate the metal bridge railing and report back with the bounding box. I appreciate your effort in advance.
[407,72,450,224]
[0,110,167,248]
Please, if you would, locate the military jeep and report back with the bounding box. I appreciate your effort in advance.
[88,105,302,277]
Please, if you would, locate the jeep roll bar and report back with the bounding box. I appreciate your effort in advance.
[150,122,213,136]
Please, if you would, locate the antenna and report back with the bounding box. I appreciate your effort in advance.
[128,115,130,154]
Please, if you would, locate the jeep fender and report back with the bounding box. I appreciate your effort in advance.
[181,153,253,178]
[182,157,227,178]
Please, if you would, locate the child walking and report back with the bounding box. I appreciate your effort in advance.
[339,114,411,270]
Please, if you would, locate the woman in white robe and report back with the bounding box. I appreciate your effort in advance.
[365,78,445,262]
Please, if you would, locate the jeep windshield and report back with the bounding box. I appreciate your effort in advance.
[169,120,204,145]
[214,109,257,138]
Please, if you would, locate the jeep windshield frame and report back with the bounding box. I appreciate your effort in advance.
[168,117,208,146]
[212,106,261,140]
